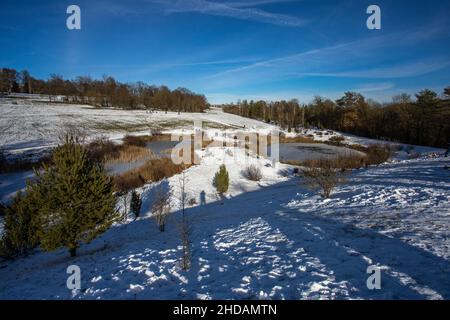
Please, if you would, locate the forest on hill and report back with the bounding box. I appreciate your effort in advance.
[222,89,450,148]
[0,68,208,112]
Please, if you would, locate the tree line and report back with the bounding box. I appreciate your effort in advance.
[222,89,450,148]
[0,67,208,112]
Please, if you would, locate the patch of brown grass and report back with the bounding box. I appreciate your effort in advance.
[105,145,153,164]
[326,135,346,146]
[280,135,317,144]
[267,134,316,145]
[365,144,392,165]
[86,137,119,162]
[122,135,147,147]
[87,137,153,164]
[301,154,367,170]
[289,143,392,170]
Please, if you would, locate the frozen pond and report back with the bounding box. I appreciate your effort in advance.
[105,140,178,175]
[146,140,179,157]
[106,142,363,175]
[270,143,364,163]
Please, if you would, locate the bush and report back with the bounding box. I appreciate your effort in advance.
[123,135,147,147]
[113,158,185,192]
[365,144,391,165]
[328,135,345,146]
[244,165,262,181]
[188,198,197,206]
[302,165,346,198]
[0,192,39,259]
[301,154,366,170]
[87,137,118,163]
[130,191,142,219]
[151,186,171,232]
[213,165,229,194]
[31,135,120,257]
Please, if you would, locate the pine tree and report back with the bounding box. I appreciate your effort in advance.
[0,191,39,258]
[213,165,229,194]
[130,190,142,219]
[31,135,119,257]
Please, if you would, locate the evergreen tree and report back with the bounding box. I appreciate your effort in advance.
[0,191,39,258]
[31,135,119,257]
[130,191,142,219]
[213,165,229,194]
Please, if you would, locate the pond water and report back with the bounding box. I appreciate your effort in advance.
[106,142,363,175]
[105,140,178,175]
[270,143,364,163]
[146,140,179,157]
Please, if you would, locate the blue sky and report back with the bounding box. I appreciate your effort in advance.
[1,0,449,104]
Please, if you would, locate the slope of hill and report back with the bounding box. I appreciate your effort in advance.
[0,147,448,300]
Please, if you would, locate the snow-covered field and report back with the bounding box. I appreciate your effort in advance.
[0,146,449,300]
[0,97,449,300]
[0,97,275,157]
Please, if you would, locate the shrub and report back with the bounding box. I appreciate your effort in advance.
[365,144,391,165]
[113,158,185,192]
[87,137,118,162]
[279,135,316,144]
[130,191,142,219]
[151,186,171,232]
[328,135,345,146]
[32,135,120,257]
[122,135,147,147]
[113,171,145,192]
[301,165,346,198]
[301,154,366,170]
[213,165,229,194]
[0,192,39,259]
[244,165,262,181]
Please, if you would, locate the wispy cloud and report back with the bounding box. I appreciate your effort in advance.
[293,58,450,79]
[148,0,307,27]
[351,82,395,93]
[202,25,450,89]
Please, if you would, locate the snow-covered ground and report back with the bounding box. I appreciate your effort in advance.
[0,97,276,157]
[0,146,449,300]
[1,96,449,300]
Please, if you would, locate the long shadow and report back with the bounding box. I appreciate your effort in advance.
[130,178,450,299]
[2,177,448,299]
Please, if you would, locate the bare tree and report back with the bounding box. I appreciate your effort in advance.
[301,165,346,198]
[151,185,172,232]
[177,171,191,270]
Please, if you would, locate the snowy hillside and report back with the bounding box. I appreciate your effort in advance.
[0,97,276,157]
[0,146,449,300]
[0,96,449,300]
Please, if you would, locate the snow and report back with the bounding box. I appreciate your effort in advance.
[1,96,449,300]
[0,146,449,300]
[0,97,276,158]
